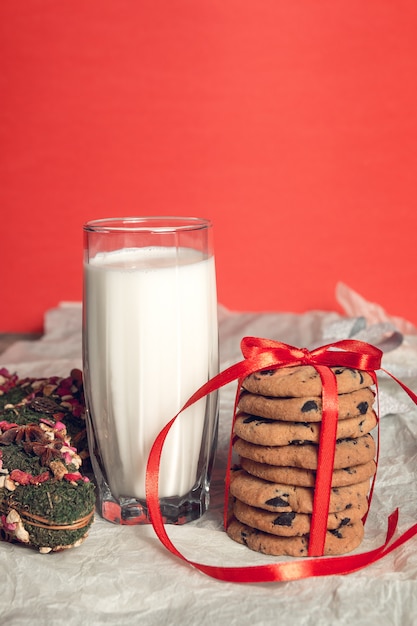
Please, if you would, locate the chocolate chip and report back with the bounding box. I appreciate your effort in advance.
[334,367,363,383]
[265,496,289,508]
[273,511,296,527]
[301,400,319,413]
[242,415,273,425]
[258,369,277,376]
[357,402,369,415]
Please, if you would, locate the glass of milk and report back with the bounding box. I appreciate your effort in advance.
[82,217,219,524]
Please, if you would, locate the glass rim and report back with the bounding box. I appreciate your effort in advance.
[83,216,212,234]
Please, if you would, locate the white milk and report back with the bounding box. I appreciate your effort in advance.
[84,247,218,499]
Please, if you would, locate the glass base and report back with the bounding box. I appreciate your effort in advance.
[85,392,219,526]
[95,473,210,525]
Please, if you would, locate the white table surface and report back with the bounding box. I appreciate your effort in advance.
[1,295,417,626]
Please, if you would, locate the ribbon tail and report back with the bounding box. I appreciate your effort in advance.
[145,506,414,584]
[380,368,417,405]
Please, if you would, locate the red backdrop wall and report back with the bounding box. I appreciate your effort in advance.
[1,1,417,332]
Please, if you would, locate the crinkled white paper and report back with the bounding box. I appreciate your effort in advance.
[1,286,417,626]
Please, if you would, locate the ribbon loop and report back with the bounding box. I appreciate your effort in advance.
[241,336,383,373]
[240,337,308,364]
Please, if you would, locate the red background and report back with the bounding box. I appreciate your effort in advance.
[1,1,417,332]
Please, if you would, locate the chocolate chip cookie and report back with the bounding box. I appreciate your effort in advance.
[227,517,365,557]
[233,497,368,537]
[233,409,377,446]
[233,433,376,470]
[238,387,375,423]
[240,457,377,488]
[242,366,374,398]
[229,469,370,514]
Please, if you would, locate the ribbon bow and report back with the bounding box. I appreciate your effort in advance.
[146,337,417,583]
[240,337,382,371]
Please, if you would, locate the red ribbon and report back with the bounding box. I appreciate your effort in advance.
[146,337,417,582]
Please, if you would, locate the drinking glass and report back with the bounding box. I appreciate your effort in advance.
[83,217,219,524]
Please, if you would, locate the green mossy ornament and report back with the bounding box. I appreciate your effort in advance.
[0,368,95,553]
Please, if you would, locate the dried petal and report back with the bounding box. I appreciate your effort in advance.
[49,460,68,480]
[10,469,32,485]
[63,472,82,482]
[0,421,19,431]
[42,384,57,397]
[6,509,21,524]
[4,477,16,491]
[14,523,30,543]
[30,471,50,484]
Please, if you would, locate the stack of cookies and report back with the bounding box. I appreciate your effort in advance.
[226,365,377,557]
